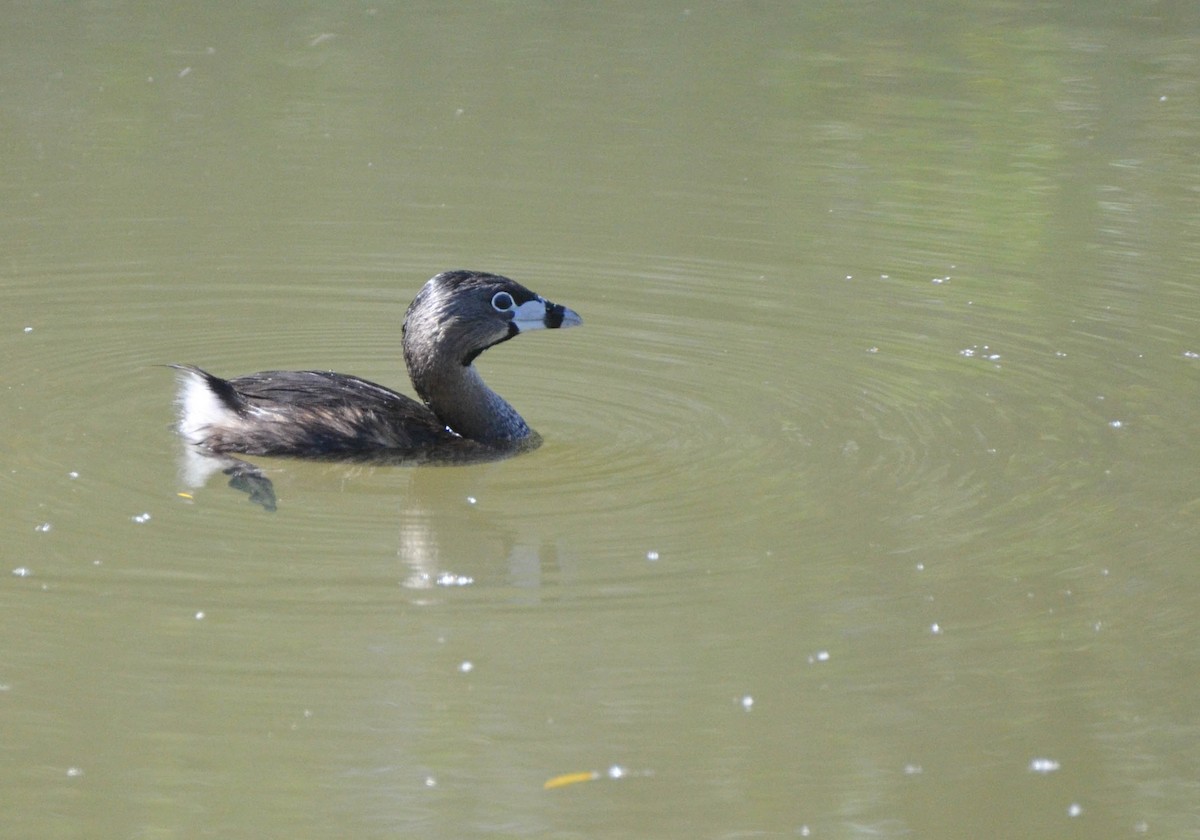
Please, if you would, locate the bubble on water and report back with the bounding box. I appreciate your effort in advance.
[740,694,754,711]
[962,344,1000,361]
[458,661,473,673]
[1067,802,1083,818]
[131,512,151,524]
[646,550,660,561]
[1029,757,1060,774]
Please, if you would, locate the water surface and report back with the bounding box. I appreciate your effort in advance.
[4,3,1200,838]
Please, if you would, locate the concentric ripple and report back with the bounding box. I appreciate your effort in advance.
[8,252,1192,569]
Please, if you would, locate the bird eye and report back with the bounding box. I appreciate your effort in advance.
[491,291,515,312]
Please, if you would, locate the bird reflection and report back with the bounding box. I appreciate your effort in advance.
[176,446,571,595]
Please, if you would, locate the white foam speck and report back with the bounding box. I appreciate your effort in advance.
[1029,757,1060,774]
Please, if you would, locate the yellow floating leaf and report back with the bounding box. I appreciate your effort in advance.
[543,771,599,790]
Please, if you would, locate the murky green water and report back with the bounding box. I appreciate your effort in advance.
[4,3,1200,838]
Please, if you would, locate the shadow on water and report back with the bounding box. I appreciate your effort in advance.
[177,434,541,513]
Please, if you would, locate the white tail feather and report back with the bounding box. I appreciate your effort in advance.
[175,369,234,446]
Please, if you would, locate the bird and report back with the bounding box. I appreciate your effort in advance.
[172,270,582,466]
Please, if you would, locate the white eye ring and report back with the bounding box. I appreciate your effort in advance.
[491,291,515,312]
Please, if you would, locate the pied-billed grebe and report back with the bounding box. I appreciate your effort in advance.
[173,270,581,461]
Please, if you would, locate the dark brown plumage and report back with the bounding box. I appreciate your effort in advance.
[173,270,581,462]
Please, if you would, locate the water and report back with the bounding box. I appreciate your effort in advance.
[4,3,1200,838]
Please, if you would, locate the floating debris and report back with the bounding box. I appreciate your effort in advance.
[543,765,636,790]
[1029,757,1060,774]
[543,770,599,790]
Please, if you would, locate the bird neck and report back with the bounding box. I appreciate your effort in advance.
[413,363,532,443]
